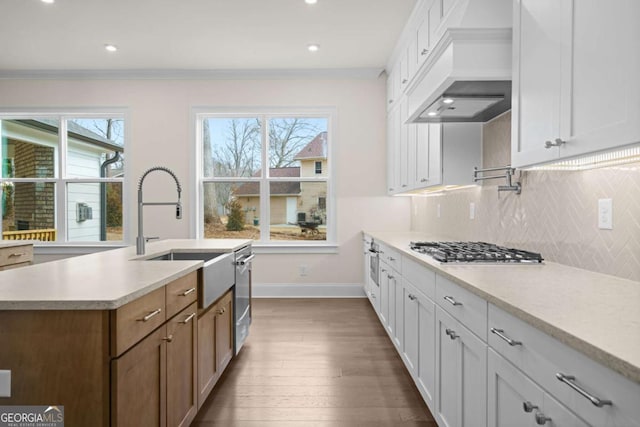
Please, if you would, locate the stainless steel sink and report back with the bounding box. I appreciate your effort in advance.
[144,251,235,308]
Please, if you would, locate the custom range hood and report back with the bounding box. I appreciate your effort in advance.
[406,0,513,123]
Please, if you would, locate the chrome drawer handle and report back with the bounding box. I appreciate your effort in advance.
[445,328,459,340]
[182,312,196,324]
[535,412,551,425]
[181,287,196,296]
[139,308,162,322]
[9,252,27,257]
[556,373,612,407]
[443,296,462,306]
[421,48,429,55]
[388,256,396,261]
[523,401,538,413]
[420,178,428,182]
[544,138,565,149]
[491,328,522,346]
[163,334,174,343]
[387,274,395,279]
[407,294,417,301]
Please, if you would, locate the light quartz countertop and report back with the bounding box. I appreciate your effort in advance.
[0,239,251,311]
[365,231,640,384]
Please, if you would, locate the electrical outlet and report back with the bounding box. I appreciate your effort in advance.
[0,370,10,397]
[469,202,476,220]
[598,199,613,229]
[299,265,309,276]
[437,204,441,218]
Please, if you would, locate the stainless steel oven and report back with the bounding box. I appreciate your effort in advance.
[234,245,254,355]
[369,240,380,287]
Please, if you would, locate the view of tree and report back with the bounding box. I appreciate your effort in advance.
[268,118,321,168]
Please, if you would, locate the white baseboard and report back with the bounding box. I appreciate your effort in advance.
[252,283,366,298]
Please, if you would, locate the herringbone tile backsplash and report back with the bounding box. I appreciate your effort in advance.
[411,112,640,282]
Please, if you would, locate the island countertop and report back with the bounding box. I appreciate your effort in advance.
[365,231,640,385]
[0,239,252,311]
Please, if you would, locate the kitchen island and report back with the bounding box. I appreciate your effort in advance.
[0,239,251,426]
[364,231,640,427]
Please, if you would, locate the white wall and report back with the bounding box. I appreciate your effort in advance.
[0,76,410,288]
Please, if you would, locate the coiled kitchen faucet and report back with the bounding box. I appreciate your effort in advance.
[136,166,182,255]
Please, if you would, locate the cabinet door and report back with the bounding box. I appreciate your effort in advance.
[215,292,234,373]
[166,303,198,427]
[402,280,419,374]
[543,393,591,427]
[111,325,167,427]
[561,1,640,158]
[415,123,441,188]
[416,289,436,411]
[386,68,396,111]
[487,349,541,427]
[379,262,390,326]
[393,275,404,349]
[197,304,219,408]
[416,15,431,68]
[387,105,401,194]
[435,306,487,427]
[511,0,566,167]
[386,268,399,339]
[399,98,411,191]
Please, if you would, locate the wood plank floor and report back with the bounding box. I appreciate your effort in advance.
[192,298,437,426]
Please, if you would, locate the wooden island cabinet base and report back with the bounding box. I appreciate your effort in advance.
[0,270,233,427]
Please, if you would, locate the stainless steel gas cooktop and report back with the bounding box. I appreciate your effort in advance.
[410,241,544,264]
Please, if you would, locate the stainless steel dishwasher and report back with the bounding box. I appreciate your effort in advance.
[234,245,254,354]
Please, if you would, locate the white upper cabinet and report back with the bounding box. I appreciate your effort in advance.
[512,0,640,168]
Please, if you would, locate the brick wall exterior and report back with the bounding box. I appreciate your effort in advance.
[12,140,55,230]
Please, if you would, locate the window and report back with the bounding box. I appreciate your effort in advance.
[196,110,334,245]
[0,114,126,243]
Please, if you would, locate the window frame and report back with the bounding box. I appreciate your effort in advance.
[315,161,322,174]
[192,107,337,251]
[0,109,129,246]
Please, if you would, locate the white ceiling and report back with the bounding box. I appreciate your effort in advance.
[0,0,416,75]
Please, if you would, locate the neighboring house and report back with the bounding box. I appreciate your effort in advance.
[233,131,327,225]
[1,119,123,241]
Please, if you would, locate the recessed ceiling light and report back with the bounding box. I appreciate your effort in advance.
[443,98,455,104]
[307,44,320,52]
[41,0,54,3]
[427,111,438,117]
[305,0,318,4]
[104,44,118,52]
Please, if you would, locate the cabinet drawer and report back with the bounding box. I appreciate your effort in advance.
[166,271,198,320]
[0,244,33,268]
[379,243,402,272]
[489,303,640,427]
[435,274,487,341]
[111,287,166,357]
[402,256,435,300]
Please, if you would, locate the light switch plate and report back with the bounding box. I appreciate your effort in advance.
[0,370,10,397]
[598,198,613,230]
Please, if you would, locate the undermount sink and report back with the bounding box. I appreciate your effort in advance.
[143,251,236,309]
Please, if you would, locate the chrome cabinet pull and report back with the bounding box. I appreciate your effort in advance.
[8,252,26,257]
[402,78,408,84]
[535,412,551,425]
[388,256,396,261]
[443,295,462,306]
[491,328,522,346]
[163,334,174,343]
[217,307,226,315]
[420,178,428,182]
[556,373,612,407]
[421,48,429,55]
[388,100,393,104]
[182,312,196,324]
[139,308,162,322]
[544,138,566,149]
[522,401,538,413]
[387,274,395,280]
[445,328,459,340]
[181,287,196,296]
[407,294,417,301]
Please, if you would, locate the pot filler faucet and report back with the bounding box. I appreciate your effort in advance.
[136,166,182,255]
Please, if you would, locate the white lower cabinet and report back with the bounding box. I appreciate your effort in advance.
[488,348,589,427]
[402,279,436,410]
[435,306,487,427]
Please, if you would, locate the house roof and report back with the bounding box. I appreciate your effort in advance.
[12,119,124,153]
[294,131,327,160]
[233,167,301,197]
